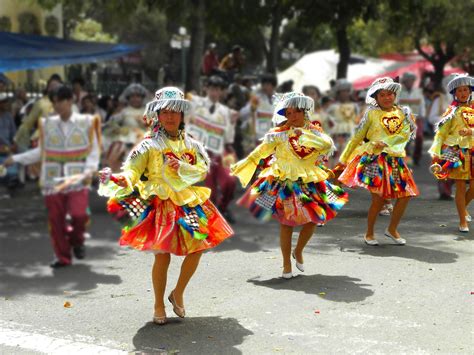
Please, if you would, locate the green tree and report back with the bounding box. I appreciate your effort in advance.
[295,0,378,79]
[385,0,474,88]
[70,19,116,43]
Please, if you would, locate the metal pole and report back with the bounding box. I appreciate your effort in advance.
[181,41,186,88]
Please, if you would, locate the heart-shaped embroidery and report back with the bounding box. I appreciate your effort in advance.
[381,115,403,135]
[288,134,315,159]
[461,107,474,128]
[164,150,196,165]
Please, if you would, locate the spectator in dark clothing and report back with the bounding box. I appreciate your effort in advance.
[0,93,20,196]
[202,43,220,76]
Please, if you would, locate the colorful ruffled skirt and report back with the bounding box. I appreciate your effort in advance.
[339,153,419,199]
[237,176,348,226]
[107,194,233,256]
[435,145,473,180]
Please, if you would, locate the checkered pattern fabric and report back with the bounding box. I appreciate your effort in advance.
[363,161,380,179]
[120,197,149,219]
[255,193,277,210]
[182,209,200,231]
[441,147,460,163]
[325,189,340,203]
[391,165,401,184]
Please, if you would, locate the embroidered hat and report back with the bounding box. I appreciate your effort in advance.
[366,77,401,106]
[143,87,191,125]
[446,73,474,95]
[272,91,314,125]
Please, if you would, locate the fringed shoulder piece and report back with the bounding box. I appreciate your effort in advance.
[435,104,458,132]
[125,138,160,162]
[400,105,417,140]
[263,127,289,143]
[311,129,336,158]
[354,105,377,134]
[184,133,210,167]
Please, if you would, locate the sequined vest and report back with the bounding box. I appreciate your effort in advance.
[41,114,94,193]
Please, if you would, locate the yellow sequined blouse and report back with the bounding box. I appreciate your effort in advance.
[339,106,416,164]
[231,125,335,187]
[99,135,210,207]
[428,104,474,157]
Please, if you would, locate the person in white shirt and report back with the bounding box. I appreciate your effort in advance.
[103,83,148,171]
[3,86,101,268]
[239,74,278,154]
[187,76,238,222]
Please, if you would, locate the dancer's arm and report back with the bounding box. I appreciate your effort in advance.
[231,141,276,187]
[339,114,371,164]
[163,148,210,192]
[297,129,335,156]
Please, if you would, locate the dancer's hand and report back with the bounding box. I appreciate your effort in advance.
[459,128,472,137]
[372,141,387,149]
[167,158,180,171]
[2,156,14,167]
[112,174,128,187]
[293,128,303,137]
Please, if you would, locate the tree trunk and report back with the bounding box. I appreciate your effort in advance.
[432,61,446,91]
[266,1,282,74]
[186,0,206,92]
[336,22,350,79]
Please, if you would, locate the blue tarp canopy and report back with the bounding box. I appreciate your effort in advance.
[0,31,142,72]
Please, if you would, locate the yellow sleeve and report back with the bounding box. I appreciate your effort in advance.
[298,129,335,156]
[231,141,276,187]
[122,141,150,187]
[98,140,150,198]
[339,112,371,164]
[429,119,451,157]
[164,156,209,192]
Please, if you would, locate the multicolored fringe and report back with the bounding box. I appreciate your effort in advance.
[106,192,152,230]
[240,176,348,226]
[355,154,384,187]
[355,153,408,191]
[433,147,465,179]
[177,205,209,240]
[113,197,233,255]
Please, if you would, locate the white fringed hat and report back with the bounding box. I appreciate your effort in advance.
[143,87,191,126]
[272,91,314,125]
[446,74,474,95]
[366,77,401,106]
[120,83,148,101]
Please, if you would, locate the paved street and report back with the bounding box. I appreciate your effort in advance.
[0,148,473,354]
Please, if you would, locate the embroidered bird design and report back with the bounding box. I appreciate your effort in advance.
[461,107,474,128]
[288,134,315,159]
[164,150,196,165]
[381,116,403,135]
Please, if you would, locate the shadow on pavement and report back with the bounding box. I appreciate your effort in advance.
[344,244,459,264]
[0,186,122,297]
[0,264,121,297]
[133,316,253,354]
[247,274,374,302]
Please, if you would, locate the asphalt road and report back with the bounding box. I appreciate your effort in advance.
[0,146,472,354]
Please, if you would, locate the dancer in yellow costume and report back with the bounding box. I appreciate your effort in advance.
[338,77,419,246]
[231,92,348,279]
[99,87,233,325]
[428,74,474,233]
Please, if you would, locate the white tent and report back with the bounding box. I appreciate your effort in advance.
[277,49,407,92]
